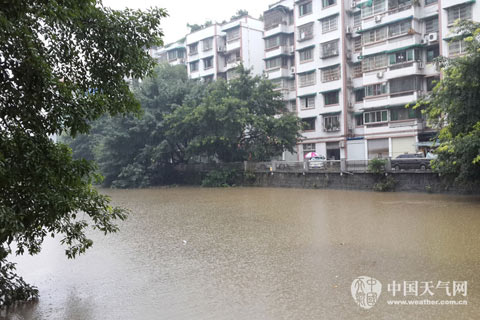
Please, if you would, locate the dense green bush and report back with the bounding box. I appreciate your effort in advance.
[201,169,239,187]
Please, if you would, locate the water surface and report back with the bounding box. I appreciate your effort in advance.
[3,187,480,320]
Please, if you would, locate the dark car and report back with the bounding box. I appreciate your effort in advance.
[391,154,431,171]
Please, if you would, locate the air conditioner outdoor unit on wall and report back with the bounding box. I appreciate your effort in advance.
[290,66,296,75]
[346,26,352,34]
[377,71,384,79]
[428,32,438,43]
[354,26,362,33]
[375,15,382,23]
[289,46,295,53]
[351,1,357,8]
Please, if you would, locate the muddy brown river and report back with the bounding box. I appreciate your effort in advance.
[3,187,480,320]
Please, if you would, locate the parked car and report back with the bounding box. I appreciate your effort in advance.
[309,156,326,169]
[391,153,431,171]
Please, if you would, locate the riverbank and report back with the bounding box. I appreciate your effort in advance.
[177,170,478,194]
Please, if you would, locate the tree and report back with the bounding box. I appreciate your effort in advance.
[230,9,249,21]
[187,20,213,33]
[417,20,480,187]
[0,0,166,307]
[166,65,301,162]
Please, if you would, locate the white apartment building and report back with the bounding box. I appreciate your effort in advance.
[149,39,187,66]
[270,0,479,161]
[185,16,265,82]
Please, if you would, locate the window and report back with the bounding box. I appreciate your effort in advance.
[226,28,240,41]
[264,10,287,30]
[364,110,388,124]
[203,38,213,51]
[447,4,472,25]
[299,71,316,87]
[354,37,362,52]
[362,54,387,72]
[321,40,339,58]
[353,63,363,78]
[189,43,198,55]
[426,76,439,92]
[190,61,199,72]
[300,96,316,109]
[425,0,437,4]
[203,57,213,69]
[323,91,339,105]
[356,115,364,126]
[365,83,388,97]
[321,65,340,82]
[266,57,288,69]
[321,15,338,33]
[363,27,387,45]
[322,0,336,8]
[203,75,214,83]
[303,143,316,157]
[355,88,365,102]
[390,76,420,96]
[390,107,419,121]
[354,12,361,27]
[425,17,439,34]
[426,45,439,62]
[388,49,415,65]
[388,0,412,11]
[299,47,314,62]
[388,20,411,37]
[298,23,314,41]
[361,0,386,18]
[449,39,467,56]
[167,50,177,61]
[302,117,316,131]
[323,115,340,132]
[299,1,312,16]
[227,50,241,63]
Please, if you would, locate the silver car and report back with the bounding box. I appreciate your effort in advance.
[309,156,326,169]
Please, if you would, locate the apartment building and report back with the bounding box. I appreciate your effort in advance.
[185,17,265,82]
[149,39,187,66]
[272,0,479,161]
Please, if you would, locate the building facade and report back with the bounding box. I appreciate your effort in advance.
[185,17,265,82]
[263,0,478,161]
[149,39,187,66]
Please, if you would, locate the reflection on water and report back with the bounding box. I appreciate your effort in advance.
[3,187,480,320]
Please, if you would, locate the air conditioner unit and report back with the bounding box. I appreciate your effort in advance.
[354,26,362,33]
[428,32,438,43]
[420,38,427,44]
[376,71,384,79]
[348,102,354,110]
[346,26,352,34]
[290,66,296,75]
[417,61,424,69]
[218,46,225,52]
[300,32,306,40]
[351,1,357,8]
[289,46,295,53]
[339,140,345,148]
[375,15,382,23]
[179,58,185,63]
[346,52,352,60]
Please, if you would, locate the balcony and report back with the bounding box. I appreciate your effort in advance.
[266,67,293,80]
[264,22,293,38]
[386,61,424,79]
[362,33,422,57]
[226,39,241,52]
[265,46,294,59]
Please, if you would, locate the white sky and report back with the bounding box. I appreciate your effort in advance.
[102,0,272,44]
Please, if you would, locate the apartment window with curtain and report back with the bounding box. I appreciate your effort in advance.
[447,4,472,25]
[189,61,199,72]
[390,76,420,96]
[354,37,362,52]
[323,115,340,132]
[299,1,312,16]
[427,45,439,62]
[354,12,361,27]
[353,63,363,78]
[299,47,314,62]
[203,57,213,70]
[321,65,340,82]
[321,40,339,58]
[355,88,365,102]
[321,15,338,33]
[388,49,416,66]
[363,27,387,45]
[425,17,439,34]
[167,50,177,61]
[299,71,316,87]
[322,0,336,8]
[361,0,386,18]
[298,23,314,41]
[388,20,411,37]
[300,96,316,109]
[362,54,387,72]
[388,0,412,12]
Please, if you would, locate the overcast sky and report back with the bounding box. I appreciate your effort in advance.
[102,0,272,44]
